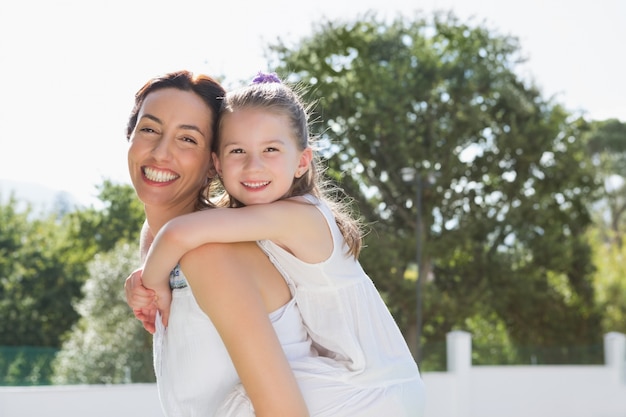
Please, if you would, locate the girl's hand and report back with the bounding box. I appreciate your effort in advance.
[153,287,172,328]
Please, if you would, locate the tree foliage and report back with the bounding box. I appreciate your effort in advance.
[267,11,603,360]
[584,119,626,334]
[0,196,82,347]
[62,179,145,262]
[588,228,626,335]
[0,181,143,349]
[0,181,145,384]
[52,242,154,384]
[584,119,626,245]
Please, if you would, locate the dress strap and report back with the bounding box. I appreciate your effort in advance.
[169,265,188,289]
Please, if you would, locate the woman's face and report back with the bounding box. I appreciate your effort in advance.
[127,88,213,212]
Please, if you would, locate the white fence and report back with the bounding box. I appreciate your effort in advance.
[422,331,626,417]
[1,332,624,417]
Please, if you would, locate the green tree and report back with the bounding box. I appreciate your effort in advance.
[0,181,144,349]
[268,11,602,362]
[0,196,82,347]
[52,242,154,384]
[588,227,626,335]
[62,180,145,263]
[583,119,626,335]
[49,181,147,383]
[0,180,145,384]
[584,119,626,245]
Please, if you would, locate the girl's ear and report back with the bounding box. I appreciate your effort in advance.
[295,147,313,178]
[211,152,222,177]
[207,157,218,178]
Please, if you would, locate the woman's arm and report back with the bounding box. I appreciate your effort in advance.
[124,219,158,332]
[139,219,154,263]
[180,241,309,417]
[124,268,157,333]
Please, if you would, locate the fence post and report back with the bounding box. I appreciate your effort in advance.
[447,330,472,417]
[604,331,626,384]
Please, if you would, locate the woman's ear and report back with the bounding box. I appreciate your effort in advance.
[295,147,313,178]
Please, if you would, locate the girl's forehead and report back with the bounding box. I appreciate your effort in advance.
[222,106,289,124]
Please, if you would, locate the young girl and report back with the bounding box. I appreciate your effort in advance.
[141,72,425,416]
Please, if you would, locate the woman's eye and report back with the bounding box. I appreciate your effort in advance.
[181,136,198,144]
[139,127,156,134]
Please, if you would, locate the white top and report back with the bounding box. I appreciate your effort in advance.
[153,276,314,417]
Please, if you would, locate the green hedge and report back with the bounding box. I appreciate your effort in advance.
[0,346,58,386]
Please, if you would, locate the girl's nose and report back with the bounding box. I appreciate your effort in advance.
[244,154,263,171]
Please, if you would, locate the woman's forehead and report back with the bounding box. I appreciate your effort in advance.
[143,88,212,123]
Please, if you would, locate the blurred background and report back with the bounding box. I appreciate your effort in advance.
[0,0,625,385]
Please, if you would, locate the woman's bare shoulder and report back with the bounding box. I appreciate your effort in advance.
[179,241,290,312]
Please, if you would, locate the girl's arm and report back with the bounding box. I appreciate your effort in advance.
[180,242,309,416]
[141,199,324,291]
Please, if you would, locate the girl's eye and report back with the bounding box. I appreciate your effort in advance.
[229,148,244,154]
[265,147,279,152]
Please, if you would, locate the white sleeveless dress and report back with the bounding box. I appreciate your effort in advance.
[153,195,425,416]
[219,195,425,416]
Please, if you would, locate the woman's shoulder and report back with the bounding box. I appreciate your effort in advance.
[283,194,318,205]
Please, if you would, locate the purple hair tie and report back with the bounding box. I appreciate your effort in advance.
[251,71,281,84]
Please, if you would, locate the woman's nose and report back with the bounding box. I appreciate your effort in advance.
[152,136,173,160]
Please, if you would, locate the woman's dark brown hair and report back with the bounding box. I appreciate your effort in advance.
[126,70,225,142]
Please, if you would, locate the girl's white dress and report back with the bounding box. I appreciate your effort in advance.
[153,194,425,416]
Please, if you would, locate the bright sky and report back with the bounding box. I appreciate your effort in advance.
[1,0,624,206]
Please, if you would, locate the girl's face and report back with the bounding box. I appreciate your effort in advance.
[127,88,213,213]
[214,107,311,206]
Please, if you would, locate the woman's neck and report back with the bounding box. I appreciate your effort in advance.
[143,200,197,236]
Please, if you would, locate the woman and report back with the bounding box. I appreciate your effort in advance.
[124,70,309,416]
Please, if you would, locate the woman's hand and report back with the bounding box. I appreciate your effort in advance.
[124,268,158,333]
